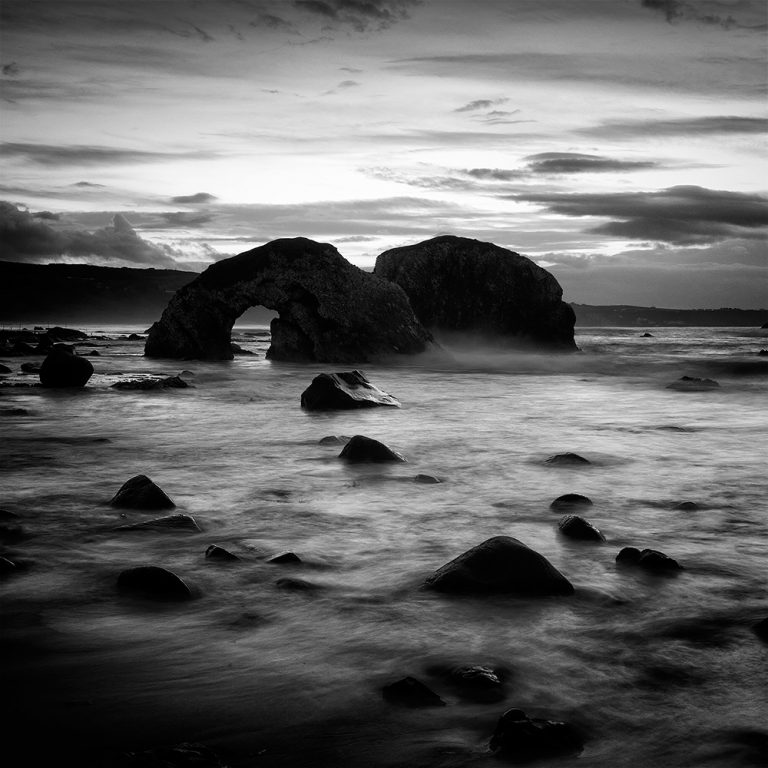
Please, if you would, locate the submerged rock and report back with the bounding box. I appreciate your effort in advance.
[269,551,302,564]
[425,535,574,596]
[112,375,189,390]
[489,708,583,760]
[674,501,699,511]
[117,565,193,600]
[39,344,94,388]
[550,493,593,510]
[319,434,351,445]
[414,473,442,484]
[275,576,320,592]
[558,514,605,542]
[641,332,654,337]
[616,546,682,572]
[374,235,577,350]
[447,665,506,702]
[666,376,720,391]
[382,676,445,707]
[115,514,201,532]
[545,452,591,466]
[301,370,400,410]
[145,237,435,363]
[339,435,406,463]
[205,544,240,562]
[109,475,176,510]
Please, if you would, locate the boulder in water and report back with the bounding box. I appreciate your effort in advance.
[117,565,193,600]
[111,375,189,390]
[205,544,240,562]
[20,362,41,373]
[115,513,201,532]
[382,676,445,707]
[447,665,506,702]
[545,452,590,466]
[550,493,593,511]
[374,235,576,350]
[339,435,406,463]
[558,514,605,542]
[666,376,720,391]
[489,708,583,760]
[269,551,302,564]
[300,370,400,410]
[414,473,442,484]
[674,501,699,511]
[39,344,94,387]
[616,546,682,572]
[109,475,175,510]
[425,535,574,596]
[319,434,351,445]
[641,332,654,337]
[276,576,320,592]
[145,237,435,362]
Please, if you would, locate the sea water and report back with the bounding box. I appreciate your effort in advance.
[1,326,767,767]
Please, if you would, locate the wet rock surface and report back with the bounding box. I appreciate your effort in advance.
[339,435,406,463]
[300,370,400,410]
[616,546,682,572]
[109,475,176,510]
[116,566,193,600]
[39,344,94,388]
[545,452,591,466]
[205,544,240,562]
[558,514,605,541]
[550,493,593,510]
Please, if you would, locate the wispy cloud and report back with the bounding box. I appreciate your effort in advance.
[581,115,768,139]
[293,0,422,33]
[169,192,218,204]
[1,142,218,166]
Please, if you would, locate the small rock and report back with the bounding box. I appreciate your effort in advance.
[448,665,505,702]
[545,452,590,466]
[558,514,605,542]
[549,493,593,511]
[301,370,400,410]
[616,547,682,572]
[88,350,101,356]
[205,544,240,562]
[20,362,41,373]
[666,376,720,391]
[339,435,406,463]
[127,333,143,341]
[109,475,175,510]
[382,676,445,708]
[39,344,94,388]
[111,375,189,390]
[0,523,25,542]
[0,509,19,519]
[230,342,255,355]
[641,332,654,337]
[269,552,302,564]
[425,535,574,596]
[115,514,201,532]
[489,708,583,760]
[414,474,441,484]
[319,434,352,445]
[117,566,193,600]
[674,501,699,511]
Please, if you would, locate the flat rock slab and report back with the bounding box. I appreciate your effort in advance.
[117,566,193,600]
[339,435,406,463]
[115,514,201,532]
[425,535,574,596]
[301,370,400,410]
[110,474,176,510]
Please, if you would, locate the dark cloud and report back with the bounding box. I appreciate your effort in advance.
[293,0,421,32]
[464,168,524,182]
[582,115,768,139]
[157,212,215,228]
[514,186,768,245]
[524,153,657,174]
[72,181,106,188]
[1,142,217,166]
[250,13,299,33]
[454,98,507,113]
[0,201,181,267]
[640,0,740,29]
[169,192,218,204]
[33,210,60,220]
[2,62,20,76]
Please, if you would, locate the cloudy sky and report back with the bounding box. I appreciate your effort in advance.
[1,0,766,307]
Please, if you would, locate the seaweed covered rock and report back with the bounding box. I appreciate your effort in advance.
[145,237,435,362]
[39,344,93,388]
[374,235,576,350]
[301,370,400,410]
[425,535,574,596]
[109,475,175,510]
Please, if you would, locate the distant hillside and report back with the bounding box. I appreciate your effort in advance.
[0,261,765,328]
[571,303,768,327]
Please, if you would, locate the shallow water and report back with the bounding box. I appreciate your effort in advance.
[1,325,767,767]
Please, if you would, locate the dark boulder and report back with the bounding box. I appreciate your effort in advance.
[374,235,576,350]
[759,349,768,356]
[300,370,400,410]
[425,535,574,596]
[230,342,255,355]
[666,376,719,391]
[205,544,240,562]
[20,362,41,373]
[558,514,605,542]
[550,493,593,511]
[414,473,442,484]
[39,345,94,387]
[45,326,87,342]
[87,350,101,356]
[545,452,590,466]
[1,408,28,416]
[489,708,583,760]
[641,332,654,337]
[127,333,144,340]
[753,617,768,643]
[115,514,201,532]
[616,547,682,572]
[145,237,435,363]
[117,565,193,600]
[382,676,445,708]
[339,435,406,463]
[109,475,175,510]
[269,552,302,564]
[674,501,699,511]
[9,341,37,356]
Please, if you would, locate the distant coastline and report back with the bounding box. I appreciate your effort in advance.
[1,260,766,328]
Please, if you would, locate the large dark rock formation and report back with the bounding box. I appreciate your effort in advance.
[145,237,434,362]
[374,235,576,350]
[39,345,94,387]
[425,535,574,596]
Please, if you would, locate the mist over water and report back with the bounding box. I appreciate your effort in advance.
[1,326,767,767]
